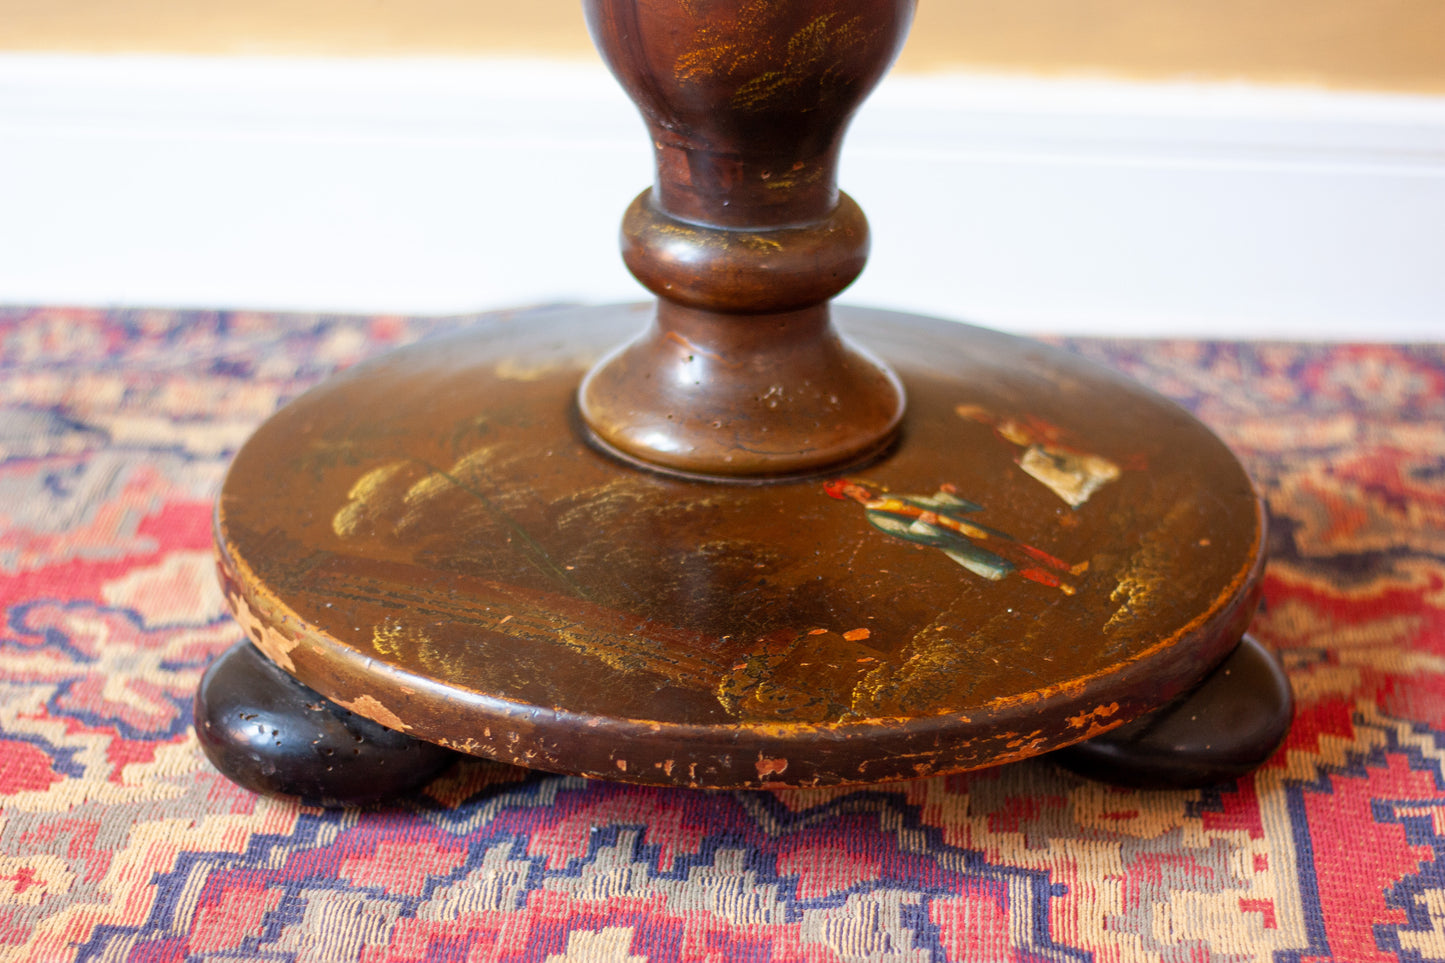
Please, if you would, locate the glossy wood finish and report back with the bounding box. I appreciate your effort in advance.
[198,621,1291,801]
[1052,634,1294,787]
[195,639,456,803]
[205,0,1290,797]
[215,304,1266,789]
[583,0,912,231]
[577,0,913,477]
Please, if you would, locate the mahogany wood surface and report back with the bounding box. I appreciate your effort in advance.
[1052,634,1294,787]
[577,0,914,477]
[194,636,457,803]
[215,305,1265,789]
[207,0,1286,795]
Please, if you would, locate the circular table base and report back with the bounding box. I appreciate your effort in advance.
[214,305,1267,789]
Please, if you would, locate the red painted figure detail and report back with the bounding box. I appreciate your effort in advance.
[824,479,1083,594]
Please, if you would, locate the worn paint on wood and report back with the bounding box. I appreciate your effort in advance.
[215,304,1265,788]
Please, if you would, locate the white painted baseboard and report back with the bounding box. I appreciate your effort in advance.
[1,54,1442,339]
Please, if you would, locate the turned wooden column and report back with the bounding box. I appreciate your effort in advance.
[578,0,915,478]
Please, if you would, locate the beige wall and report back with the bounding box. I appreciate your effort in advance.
[4,0,1444,94]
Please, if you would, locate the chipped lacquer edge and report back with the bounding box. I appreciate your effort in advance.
[213,480,1265,788]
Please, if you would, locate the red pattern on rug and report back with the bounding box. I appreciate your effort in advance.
[1,306,1443,962]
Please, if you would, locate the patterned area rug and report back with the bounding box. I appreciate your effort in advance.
[2,306,1443,962]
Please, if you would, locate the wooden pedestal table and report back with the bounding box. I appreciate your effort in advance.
[195,0,1292,804]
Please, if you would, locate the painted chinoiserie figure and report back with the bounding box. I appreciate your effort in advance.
[825,480,1084,593]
